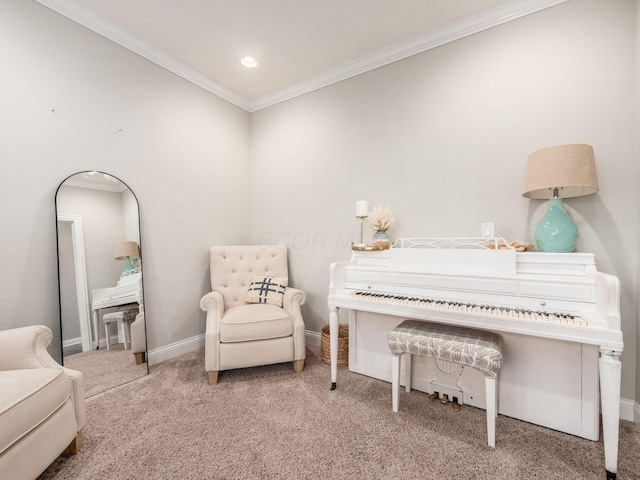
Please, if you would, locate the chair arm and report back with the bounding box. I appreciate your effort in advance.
[283,288,306,362]
[131,313,147,354]
[200,290,225,316]
[0,325,61,371]
[200,291,225,373]
[0,325,86,430]
[282,287,306,314]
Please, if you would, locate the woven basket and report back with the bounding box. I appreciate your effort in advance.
[321,324,349,366]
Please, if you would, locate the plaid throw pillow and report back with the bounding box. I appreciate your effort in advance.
[245,276,288,307]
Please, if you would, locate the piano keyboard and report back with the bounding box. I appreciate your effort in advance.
[350,291,588,326]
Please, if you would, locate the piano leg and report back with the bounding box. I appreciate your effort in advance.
[599,348,621,480]
[329,306,339,390]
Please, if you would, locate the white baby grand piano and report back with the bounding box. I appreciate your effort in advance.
[327,238,623,480]
[91,268,143,349]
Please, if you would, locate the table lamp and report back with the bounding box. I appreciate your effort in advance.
[522,144,598,253]
[115,241,140,273]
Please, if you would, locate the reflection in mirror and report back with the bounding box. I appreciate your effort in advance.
[56,171,148,397]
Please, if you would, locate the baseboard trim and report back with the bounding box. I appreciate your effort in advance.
[148,334,205,366]
[619,398,634,422]
[305,330,321,347]
[148,330,321,366]
[624,399,639,423]
[62,336,81,348]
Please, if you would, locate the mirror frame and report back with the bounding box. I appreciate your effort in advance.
[55,171,148,377]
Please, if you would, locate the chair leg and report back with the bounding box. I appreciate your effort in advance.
[293,359,304,373]
[62,431,82,456]
[208,371,219,385]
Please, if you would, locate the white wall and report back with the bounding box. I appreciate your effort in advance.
[251,0,638,400]
[0,0,252,360]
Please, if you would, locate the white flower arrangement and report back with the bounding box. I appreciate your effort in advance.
[368,206,395,232]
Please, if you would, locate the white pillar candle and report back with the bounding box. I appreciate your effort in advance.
[356,200,368,217]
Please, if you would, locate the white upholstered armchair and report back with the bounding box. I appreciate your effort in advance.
[0,326,86,479]
[199,245,306,384]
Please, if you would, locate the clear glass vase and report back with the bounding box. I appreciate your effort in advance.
[372,230,390,250]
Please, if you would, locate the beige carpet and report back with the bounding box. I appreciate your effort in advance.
[63,344,148,397]
[41,346,639,479]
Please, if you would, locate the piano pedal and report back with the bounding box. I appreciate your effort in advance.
[441,394,449,405]
[452,397,461,412]
[428,392,439,400]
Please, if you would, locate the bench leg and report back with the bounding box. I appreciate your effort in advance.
[104,324,111,350]
[392,354,401,412]
[404,353,412,392]
[123,320,132,350]
[485,376,497,447]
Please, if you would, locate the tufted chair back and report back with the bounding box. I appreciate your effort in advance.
[210,245,289,309]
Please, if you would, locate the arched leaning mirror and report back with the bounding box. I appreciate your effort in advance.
[55,171,148,397]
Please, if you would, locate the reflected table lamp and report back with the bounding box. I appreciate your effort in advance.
[522,144,599,253]
[115,241,140,274]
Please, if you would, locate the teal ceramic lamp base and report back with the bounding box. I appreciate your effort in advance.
[121,258,135,274]
[535,198,579,253]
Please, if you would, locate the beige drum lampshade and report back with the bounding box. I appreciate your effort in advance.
[114,241,140,260]
[522,144,599,199]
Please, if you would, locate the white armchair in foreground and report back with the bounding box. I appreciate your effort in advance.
[0,325,86,480]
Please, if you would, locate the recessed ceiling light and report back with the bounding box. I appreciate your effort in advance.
[240,56,258,69]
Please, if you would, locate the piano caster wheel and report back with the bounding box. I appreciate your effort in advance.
[330,382,337,391]
[441,394,449,405]
[428,392,439,400]
[452,397,461,412]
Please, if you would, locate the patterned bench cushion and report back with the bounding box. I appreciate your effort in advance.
[388,319,503,377]
[103,309,138,323]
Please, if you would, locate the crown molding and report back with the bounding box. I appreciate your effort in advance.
[249,0,568,111]
[35,0,251,111]
[35,0,567,113]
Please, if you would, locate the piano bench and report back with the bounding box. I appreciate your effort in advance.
[388,319,503,447]
[103,309,138,350]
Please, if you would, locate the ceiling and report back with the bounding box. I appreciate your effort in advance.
[36,0,565,112]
